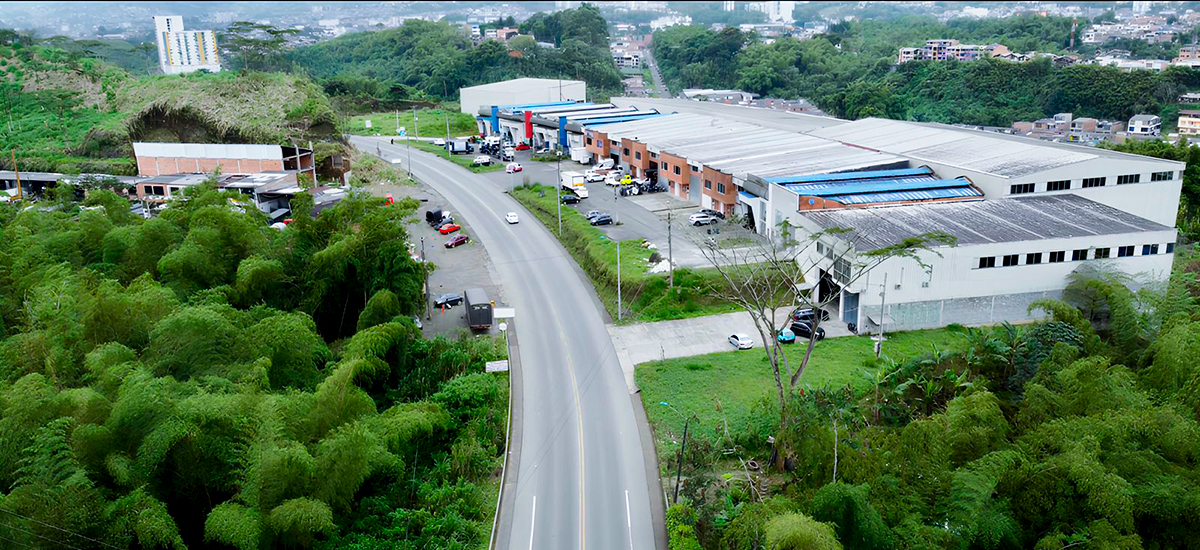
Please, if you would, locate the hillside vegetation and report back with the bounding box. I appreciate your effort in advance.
[0,183,506,549]
[1,43,342,175]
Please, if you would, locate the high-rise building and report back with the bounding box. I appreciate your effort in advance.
[153,15,221,75]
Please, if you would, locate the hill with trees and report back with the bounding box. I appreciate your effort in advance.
[0,180,507,549]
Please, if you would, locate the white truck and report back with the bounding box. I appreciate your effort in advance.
[570,147,592,164]
[561,171,589,199]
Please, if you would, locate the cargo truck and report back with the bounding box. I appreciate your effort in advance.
[464,288,493,330]
[560,171,589,199]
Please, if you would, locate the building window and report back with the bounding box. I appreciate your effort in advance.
[1167,242,1176,253]
[1049,251,1065,263]
[1094,247,1110,259]
[1071,249,1088,261]
[1027,252,1042,264]
[635,151,642,160]
[623,148,630,156]
[717,182,726,194]
[586,137,593,145]
[650,152,658,158]
[833,258,851,281]
[151,185,165,195]
[690,165,698,172]
[1010,183,1035,195]
[674,166,681,175]
[1002,254,1019,266]
[1116,174,1141,185]
[1118,245,1134,257]
[1151,171,1174,181]
[978,256,996,269]
[1143,244,1160,255]
[1047,180,1071,191]
[704,179,712,189]
[1082,177,1106,188]
[816,242,826,255]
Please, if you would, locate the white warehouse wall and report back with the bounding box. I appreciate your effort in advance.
[459,79,586,115]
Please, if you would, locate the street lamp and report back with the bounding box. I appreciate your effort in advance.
[660,401,695,504]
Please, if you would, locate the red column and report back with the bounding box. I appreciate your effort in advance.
[524,111,533,142]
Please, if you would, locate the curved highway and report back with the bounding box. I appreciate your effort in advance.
[350,136,662,550]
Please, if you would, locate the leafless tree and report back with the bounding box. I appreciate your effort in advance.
[692,217,954,470]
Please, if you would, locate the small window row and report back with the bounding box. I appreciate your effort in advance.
[977,242,1174,269]
[1011,172,1176,195]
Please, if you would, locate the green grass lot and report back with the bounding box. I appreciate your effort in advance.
[347,108,480,138]
[636,328,962,457]
[403,139,504,173]
[512,184,739,321]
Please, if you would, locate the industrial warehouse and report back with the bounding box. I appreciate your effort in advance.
[468,80,1184,332]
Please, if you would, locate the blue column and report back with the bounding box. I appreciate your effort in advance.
[558,116,568,150]
[491,106,499,133]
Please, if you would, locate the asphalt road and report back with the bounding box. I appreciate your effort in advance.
[350,136,661,550]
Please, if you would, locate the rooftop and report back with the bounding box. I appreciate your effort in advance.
[610,96,846,134]
[461,77,584,94]
[803,194,1171,252]
[810,118,1180,178]
[1130,114,1160,122]
[774,167,983,206]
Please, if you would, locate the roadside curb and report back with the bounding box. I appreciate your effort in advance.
[631,388,670,550]
[489,325,522,550]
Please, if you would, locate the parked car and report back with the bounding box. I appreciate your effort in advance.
[777,328,796,344]
[501,152,515,162]
[505,212,519,224]
[729,333,754,349]
[445,235,470,248]
[793,308,832,323]
[438,223,462,234]
[506,162,523,173]
[435,293,464,308]
[689,212,719,226]
[433,139,446,146]
[699,208,726,220]
[534,146,550,155]
[515,143,531,151]
[472,155,492,166]
[789,321,826,341]
[584,172,606,183]
[590,214,614,226]
[560,194,581,204]
[584,210,605,220]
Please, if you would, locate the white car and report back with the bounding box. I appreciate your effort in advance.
[506,162,523,173]
[584,171,606,183]
[505,212,519,224]
[472,155,492,166]
[433,139,446,146]
[689,212,718,226]
[729,333,754,349]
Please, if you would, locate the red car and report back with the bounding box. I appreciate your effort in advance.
[438,223,461,234]
[445,235,470,248]
[515,143,531,151]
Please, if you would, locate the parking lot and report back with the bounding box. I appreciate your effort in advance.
[372,180,506,339]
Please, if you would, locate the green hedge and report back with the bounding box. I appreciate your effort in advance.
[667,503,704,550]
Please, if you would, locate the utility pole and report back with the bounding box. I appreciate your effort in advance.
[556,155,562,235]
[875,272,887,359]
[10,149,22,201]
[667,209,674,288]
[674,414,691,503]
[617,239,622,322]
[307,140,317,185]
[412,105,420,140]
[443,82,451,159]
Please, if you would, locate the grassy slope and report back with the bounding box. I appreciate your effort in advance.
[347,108,479,138]
[636,328,962,459]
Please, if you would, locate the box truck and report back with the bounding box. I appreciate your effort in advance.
[464,288,493,329]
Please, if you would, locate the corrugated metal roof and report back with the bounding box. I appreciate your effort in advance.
[609,97,846,133]
[584,113,667,126]
[788,178,973,197]
[767,167,932,184]
[803,194,1171,251]
[499,101,578,112]
[829,186,982,205]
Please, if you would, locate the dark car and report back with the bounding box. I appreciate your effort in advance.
[699,208,726,220]
[590,214,614,226]
[561,194,581,204]
[444,235,470,248]
[793,308,832,323]
[435,293,464,308]
[789,321,826,341]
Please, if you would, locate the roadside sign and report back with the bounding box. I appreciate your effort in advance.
[365,120,373,128]
[398,126,406,136]
[485,360,509,373]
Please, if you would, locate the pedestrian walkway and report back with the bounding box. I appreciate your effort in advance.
[608,308,855,392]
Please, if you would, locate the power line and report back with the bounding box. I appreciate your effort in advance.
[0,509,122,550]
[0,531,37,550]
[0,519,85,550]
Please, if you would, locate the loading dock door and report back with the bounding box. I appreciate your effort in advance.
[842,291,859,326]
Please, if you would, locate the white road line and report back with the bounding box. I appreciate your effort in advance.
[625,490,634,550]
[529,495,537,550]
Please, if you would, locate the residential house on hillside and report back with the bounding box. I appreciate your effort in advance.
[1178,110,1200,136]
[1129,114,1162,138]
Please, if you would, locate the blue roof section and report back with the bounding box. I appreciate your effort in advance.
[525,102,595,113]
[823,186,982,205]
[583,113,668,126]
[786,178,970,197]
[497,101,579,111]
[767,167,931,184]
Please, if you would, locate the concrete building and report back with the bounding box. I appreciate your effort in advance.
[153,16,221,75]
[1128,114,1162,137]
[474,100,661,150]
[132,171,343,221]
[132,142,314,177]
[459,78,586,115]
[1178,110,1200,136]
